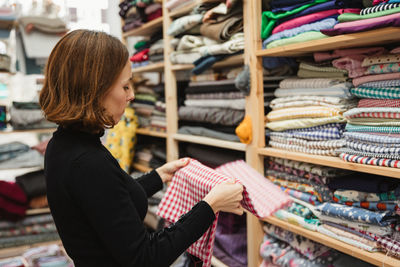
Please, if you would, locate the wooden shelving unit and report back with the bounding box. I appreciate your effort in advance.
[132,61,164,73]
[211,256,229,267]
[171,54,244,71]
[263,217,400,267]
[26,208,51,216]
[136,127,167,138]
[122,16,163,38]
[132,162,153,173]
[173,133,246,151]
[0,127,56,134]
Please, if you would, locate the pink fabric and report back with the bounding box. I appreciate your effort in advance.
[314,47,386,62]
[272,9,360,35]
[390,46,400,54]
[358,99,400,108]
[157,159,291,267]
[352,72,400,87]
[373,0,389,5]
[332,55,367,78]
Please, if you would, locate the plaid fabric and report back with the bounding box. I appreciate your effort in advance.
[338,147,400,160]
[344,107,400,120]
[358,99,400,108]
[269,141,340,156]
[359,79,400,88]
[157,159,291,267]
[284,123,345,133]
[270,129,343,141]
[346,140,400,154]
[350,87,400,99]
[270,135,345,149]
[266,106,342,122]
[340,153,400,168]
[343,131,400,144]
[345,123,400,134]
[377,236,400,257]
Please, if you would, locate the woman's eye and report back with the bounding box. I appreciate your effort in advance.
[123,86,130,90]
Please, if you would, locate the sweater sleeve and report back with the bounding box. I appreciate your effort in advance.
[135,170,164,197]
[69,152,215,267]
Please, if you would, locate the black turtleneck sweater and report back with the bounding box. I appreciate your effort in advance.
[44,126,215,267]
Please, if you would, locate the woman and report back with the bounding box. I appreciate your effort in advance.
[39,29,244,267]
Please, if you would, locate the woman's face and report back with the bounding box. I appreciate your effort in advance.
[103,60,134,124]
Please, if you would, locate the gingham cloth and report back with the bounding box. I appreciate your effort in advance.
[284,123,345,133]
[157,159,291,267]
[343,131,400,144]
[345,124,400,134]
[350,87,400,99]
[270,135,345,150]
[270,130,343,141]
[269,141,340,156]
[340,153,400,168]
[344,107,400,120]
[346,140,400,154]
[338,147,400,160]
[377,236,400,257]
[358,98,400,108]
[358,79,400,88]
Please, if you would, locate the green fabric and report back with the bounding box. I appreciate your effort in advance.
[134,41,148,50]
[134,94,157,102]
[350,87,400,99]
[345,124,400,133]
[298,68,348,78]
[338,6,400,22]
[261,0,329,39]
[266,31,328,48]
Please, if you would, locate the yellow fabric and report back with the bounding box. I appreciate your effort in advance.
[266,106,342,122]
[265,116,345,132]
[105,107,138,172]
[235,115,252,144]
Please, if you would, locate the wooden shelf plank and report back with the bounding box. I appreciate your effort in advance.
[173,133,246,151]
[211,256,229,267]
[171,54,244,71]
[256,27,400,57]
[263,216,399,267]
[132,163,153,173]
[132,62,164,73]
[26,208,50,216]
[123,17,163,37]
[136,128,167,138]
[258,147,400,179]
[0,240,62,259]
[0,128,57,134]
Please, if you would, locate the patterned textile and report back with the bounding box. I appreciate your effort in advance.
[365,62,400,75]
[344,107,400,119]
[280,187,321,206]
[269,177,323,202]
[334,189,399,202]
[322,224,379,249]
[340,152,400,168]
[266,106,342,122]
[343,131,400,144]
[358,98,400,108]
[274,87,352,98]
[283,123,345,133]
[269,141,340,156]
[316,202,397,226]
[362,53,400,67]
[287,202,315,220]
[353,72,400,87]
[341,118,400,127]
[350,86,400,99]
[270,95,356,111]
[270,129,343,141]
[359,79,400,88]
[274,209,320,231]
[266,163,331,185]
[346,140,400,154]
[345,123,400,133]
[332,199,399,212]
[360,3,400,15]
[323,221,378,242]
[186,92,245,100]
[279,78,348,89]
[263,223,331,260]
[157,159,291,267]
[266,116,346,131]
[338,147,400,160]
[377,236,400,258]
[270,136,345,150]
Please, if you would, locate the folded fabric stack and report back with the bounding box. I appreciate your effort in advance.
[119,0,162,32]
[0,214,59,249]
[134,141,166,169]
[10,101,56,130]
[0,6,15,39]
[261,0,362,70]
[260,223,374,267]
[15,170,48,210]
[178,79,245,142]
[336,46,400,168]
[168,0,244,74]
[166,0,195,12]
[322,0,400,36]
[130,30,163,68]
[0,142,43,171]
[265,157,350,231]
[23,244,72,266]
[265,77,356,156]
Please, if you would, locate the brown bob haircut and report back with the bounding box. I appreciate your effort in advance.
[39,30,129,132]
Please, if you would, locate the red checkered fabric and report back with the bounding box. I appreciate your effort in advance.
[358,99,400,108]
[377,236,400,257]
[157,159,291,267]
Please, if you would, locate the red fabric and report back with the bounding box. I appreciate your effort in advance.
[157,159,291,267]
[146,8,162,21]
[129,48,149,63]
[373,0,389,5]
[358,99,400,108]
[0,181,27,204]
[0,195,27,218]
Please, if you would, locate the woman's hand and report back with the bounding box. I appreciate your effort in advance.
[156,158,190,183]
[203,181,244,215]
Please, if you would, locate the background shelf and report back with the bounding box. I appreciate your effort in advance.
[132,62,164,73]
[123,17,163,37]
[173,133,246,151]
[136,128,167,138]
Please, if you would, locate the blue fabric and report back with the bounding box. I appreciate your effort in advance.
[359,79,400,88]
[316,202,398,226]
[262,56,297,69]
[291,128,343,141]
[343,132,400,144]
[192,54,227,75]
[263,18,337,47]
[389,0,400,3]
[284,123,345,132]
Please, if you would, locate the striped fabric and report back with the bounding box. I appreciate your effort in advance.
[266,116,346,132]
[271,128,343,141]
[270,135,345,150]
[358,99,400,108]
[344,107,400,119]
[350,87,400,99]
[345,124,400,133]
[338,147,400,160]
[340,153,400,168]
[269,141,340,156]
[266,106,342,122]
[279,78,347,89]
[346,140,400,154]
[358,79,400,88]
[360,3,400,15]
[343,131,400,144]
[284,123,345,133]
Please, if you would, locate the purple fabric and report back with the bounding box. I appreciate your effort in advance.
[321,12,400,36]
[213,212,247,267]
